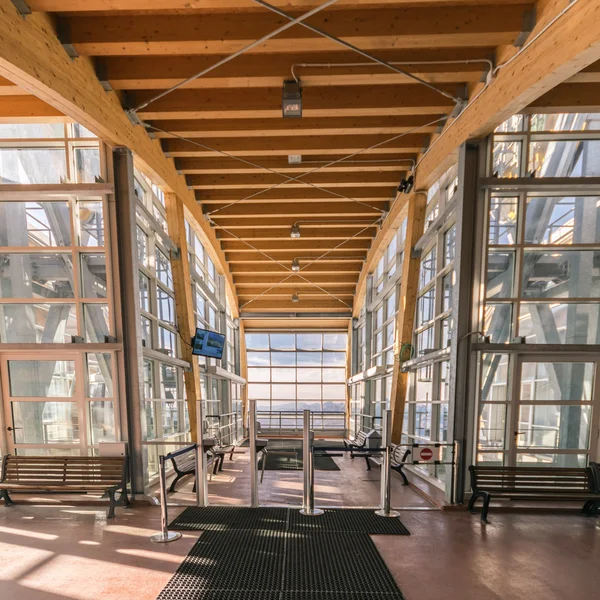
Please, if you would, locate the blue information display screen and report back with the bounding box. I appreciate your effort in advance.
[191,328,225,359]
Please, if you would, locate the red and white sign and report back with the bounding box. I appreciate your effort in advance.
[412,446,439,462]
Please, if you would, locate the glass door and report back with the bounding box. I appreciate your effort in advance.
[1,353,87,455]
[509,357,600,467]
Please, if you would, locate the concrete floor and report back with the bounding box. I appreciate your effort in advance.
[1,448,599,600]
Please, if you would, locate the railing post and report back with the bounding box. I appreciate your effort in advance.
[150,454,182,543]
[249,399,259,508]
[196,400,208,507]
[375,409,400,518]
[300,409,323,516]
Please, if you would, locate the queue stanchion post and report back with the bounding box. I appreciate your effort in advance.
[150,454,182,543]
[375,409,401,518]
[300,409,323,516]
[196,400,208,507]
[249,399,259,508]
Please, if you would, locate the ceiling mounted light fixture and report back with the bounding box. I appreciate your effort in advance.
[397,174,415,195]
[290,223,301,238]
[291,258,300,272]
[292,292,300,303]
[282,80,302,118]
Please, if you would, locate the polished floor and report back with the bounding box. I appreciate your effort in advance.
[1,449,599,600]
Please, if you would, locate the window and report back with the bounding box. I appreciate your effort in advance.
[0,184,111,342]
[246,332,347,431]
[484,114,600,344]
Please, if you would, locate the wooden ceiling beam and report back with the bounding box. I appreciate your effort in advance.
[218,227,377,240]
[176,154,416,174]
[208,202,383,218]
[198,186,392,200]
[190,172,402,189]
[154,115,444,139]
[221,239,369,251]
[98,47,490,90]
[135,84,455,120]
[201,198,391,209]
[229,262,364,274]
[214,218,376,229]
[525,82,600,113]
[234,273,358,285]
[0,94,63,118]
[226,252,367,263]
[62,6,528,56]
[238,290,355,299]
[238,298,352,313]
[163,133,428,156]
[26,1,529,11]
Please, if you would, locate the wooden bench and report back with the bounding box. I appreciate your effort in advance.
[168,446,218,493]
[468,465,600,522]
[0,455,129,519]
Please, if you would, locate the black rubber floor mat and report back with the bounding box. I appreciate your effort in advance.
[288,509,410,535]
[159,591,280,600]
[281,594,404,599]
[258,452,340,472]
[169,506,289,531]
[283,532,404,597]
[157,530,285,599]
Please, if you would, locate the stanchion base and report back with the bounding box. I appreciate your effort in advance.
[300,507,324,516]
[374,509,401,518]
[150,531,182,543]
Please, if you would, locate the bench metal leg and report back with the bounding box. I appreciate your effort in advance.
[0,489,14,506]
[120,487,130,508]
[107,490,116,519]
[583,500,600,516]
[392,465,409,486]
[168,473,183,494]
[480,492,491,523]
[365,456,372,471]
[260,450,267,484]
[467,493,478,514]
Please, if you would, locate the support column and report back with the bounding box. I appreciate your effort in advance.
[447,141,482,503]
[164,193,200,442]
[113,148,145,494]
[390,192,427,443]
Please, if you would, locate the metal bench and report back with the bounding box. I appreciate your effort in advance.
[0,454,129,519]
[366,444,411,485]
[168,445,219,493]
[468,464,600,522]
[343,430,376,470]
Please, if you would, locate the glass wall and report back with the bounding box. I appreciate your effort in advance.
[402,165,457,485]
[134,169,187,478]
[0,121,119,457]
[246,331,347,433]
[476,113,600,469]
[349,222,406,436]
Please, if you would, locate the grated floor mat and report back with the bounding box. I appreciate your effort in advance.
[288,509,410,535]
[169,506,289,531]
[281,593,404,599]
[258,452,340,472]
[157,530,285,598]
[159,591,281,600]
[283,532,403,595]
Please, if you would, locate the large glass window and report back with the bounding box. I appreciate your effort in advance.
[246,331,347,431]
[484,114,600,344]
